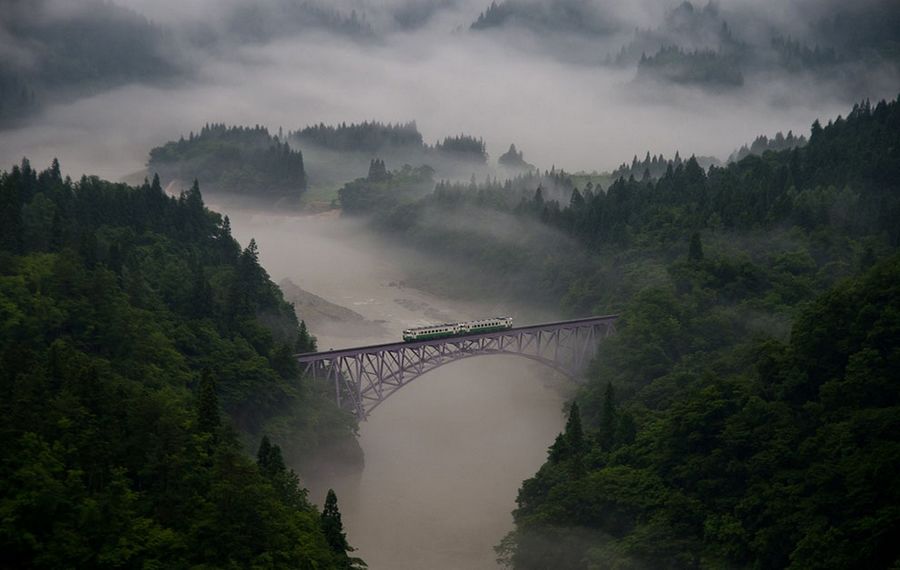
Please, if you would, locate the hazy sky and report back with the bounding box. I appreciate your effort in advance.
[0,0,894,181]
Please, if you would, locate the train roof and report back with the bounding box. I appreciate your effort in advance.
[402,317,512,332]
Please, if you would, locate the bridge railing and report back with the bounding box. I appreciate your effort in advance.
[297,315,618,419]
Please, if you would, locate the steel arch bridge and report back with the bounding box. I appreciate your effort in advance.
[296,316,618,419]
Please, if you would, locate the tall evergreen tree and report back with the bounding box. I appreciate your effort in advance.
[599,382,616,451]
[296,319,316,352]
[688,232,704,262]
[197,369,221,437]
[321,489,364,568]
[564,401,586,477]
[564,401,585,457]
[257,435,287,479]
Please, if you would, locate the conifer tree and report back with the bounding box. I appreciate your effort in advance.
[49,158,61,182]
[150,173,162,194]
[564,401,587,477]
[569,188,584,209]
[190,263,213,318]
[548,431,568,464]
[257,435,287,478]
[297,320,315,352]
[599,382,617,451]
[689,232,704,262]
[321,489,363,568]
[197,369,220,437]
[564,401,585,457]
[0,174,23,252]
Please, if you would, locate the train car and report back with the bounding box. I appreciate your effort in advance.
[402,317,512,342]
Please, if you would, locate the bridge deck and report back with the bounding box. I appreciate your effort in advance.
[295,315,619,362]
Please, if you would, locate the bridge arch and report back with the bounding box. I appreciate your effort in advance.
[297,316,618,419]
[362,350,577,416]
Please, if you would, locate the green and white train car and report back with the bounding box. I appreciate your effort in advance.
[402,317,513,342]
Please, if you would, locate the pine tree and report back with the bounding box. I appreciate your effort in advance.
[533,187,544,210]
[197,369,221,437]
[321,489,359,568]
[599,382,617,451]
[548,431,568,464]
[257,435,272,467]
[49,158,61,182]
[564,401,587,477]
[0,172,23,252]
[296,320,315,352]
[150,173,163,194]
[190,263,213,318]
[185,179,203,213]
[565,401,585,456]
[257,435,287,478]
[569,188,585,209]
[689,232,704,262]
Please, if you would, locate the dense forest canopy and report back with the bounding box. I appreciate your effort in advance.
[637,46,744,88]
[610,151,720,182]
[728,130,808,163]
[498,144,536,171]
[433,134,488,162]
[292,121,424,153]
[498,97,900,568]
[1,1,898,568]
[0,159,361,567]
[0,0,177,124]
[148,123,308,205]
[471,0,620,36]
[226,1,374,43]
[333,95,900,568]
[472,0,899,94]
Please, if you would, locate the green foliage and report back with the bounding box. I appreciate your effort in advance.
[294,120,423,152]
[489,96,900,568]
[326,95,900,568]
[197,369,222,437]
[729,129,807,163]
[148,123,307,203]
[338,163,435,215]
[638,46,744,87]
[688,232,704,262]
[321,489,366,569]
[434,134,488,162]
[498,144,535,170]
[0,0,176,124]
[0,159,360,568]
[470,0,616,35]
[504,257,900,568]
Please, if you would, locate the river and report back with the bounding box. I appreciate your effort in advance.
[229,211,571,569]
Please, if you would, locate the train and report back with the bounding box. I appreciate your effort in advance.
[402,317,513,342]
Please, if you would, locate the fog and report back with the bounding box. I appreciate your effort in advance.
[2,1,898,567]
[3,0,892,182]
[226,211,571,569]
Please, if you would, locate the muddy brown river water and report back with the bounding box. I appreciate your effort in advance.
[230,212,569,569]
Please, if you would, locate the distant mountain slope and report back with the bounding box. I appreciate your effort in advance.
[148,123,307,207]
[0,0,179,125]
[471,0,620,36]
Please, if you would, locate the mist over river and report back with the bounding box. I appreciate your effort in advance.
[227,211,572,569]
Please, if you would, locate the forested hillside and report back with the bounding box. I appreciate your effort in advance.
[0,161,361,568]
[497,97,900,568]
[148,124,307,206]
[338,96,900,568]
[293,121,424,153]
[0,0,177,124]
[501,256,900,568]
